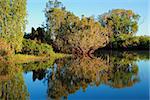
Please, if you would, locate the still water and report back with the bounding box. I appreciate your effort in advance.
[0,51,149,100]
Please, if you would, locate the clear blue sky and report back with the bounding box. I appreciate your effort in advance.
[26,0,149,36]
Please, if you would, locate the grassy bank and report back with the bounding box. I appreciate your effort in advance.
[12,54,47,63]
[0,38,70,64]
[12,53,69,64]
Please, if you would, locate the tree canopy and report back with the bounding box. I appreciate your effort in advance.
[45,0,109,55]
[98,9,140,37]
[0,0,27,52]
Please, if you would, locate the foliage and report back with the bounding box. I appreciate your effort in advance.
[67,17,109,55]
[24,27,46,43]
[44,1,148,55]
[45,2,109,54]
[12,54,48,64]
[98,9,140,37]
[45,0,65,41]
[21,39,55,56]
[0,38,13,60]
[102,34,150,50]
[0,0,27,52]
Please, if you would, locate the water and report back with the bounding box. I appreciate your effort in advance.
[0,51,149,100]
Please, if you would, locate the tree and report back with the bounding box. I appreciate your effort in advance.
[0,0,27,52]
[45,0,64,41]
[0,38,13,58]
[98,9,140,37]
[45,1,109,56]
[24,27,46,43]
[68,17,109,56]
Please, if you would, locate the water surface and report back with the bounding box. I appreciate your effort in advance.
[0,51,149,100]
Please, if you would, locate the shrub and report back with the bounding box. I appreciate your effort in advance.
[103,34,150,50]
[21,39,55,56]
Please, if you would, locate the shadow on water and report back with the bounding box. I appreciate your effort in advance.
[0,50,149,99]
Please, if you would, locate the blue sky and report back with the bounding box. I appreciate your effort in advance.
[26,0,149,36]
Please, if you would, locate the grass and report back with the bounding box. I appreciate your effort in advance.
[12,53,71,64]
[12,54,48,63]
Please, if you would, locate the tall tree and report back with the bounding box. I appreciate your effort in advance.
[0,0,27,52]
[98,9,140,37]
[45,0,64,41]
[45,1,109,55]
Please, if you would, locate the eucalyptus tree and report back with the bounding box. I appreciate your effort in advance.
[0,0,27,52]
[45,1,109,55]
[45,0,64,41]
[98,9,140,37]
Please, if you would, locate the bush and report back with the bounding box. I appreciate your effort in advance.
[103,34,150,50]
[21,39,55,56]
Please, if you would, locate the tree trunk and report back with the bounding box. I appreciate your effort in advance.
[72,46,95,58]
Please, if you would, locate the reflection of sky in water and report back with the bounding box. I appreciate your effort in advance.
[24,72,47,100]
[23,60,149,100]
[68,61,149,100]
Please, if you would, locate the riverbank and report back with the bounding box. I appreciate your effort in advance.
[12,53,69,64]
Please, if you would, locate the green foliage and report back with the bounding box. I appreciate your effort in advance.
[13,54,47,64]
[21,39,55,56]
[103,34,150,50]
[139,36,150,49]
[45,0,65,41]
[67,17,109,54]
[98,9,140,36]
[0,0,27,52]
[0,38,13,60]
[24,27,46,43]
[45,2,109,54]
[45,1,148,54]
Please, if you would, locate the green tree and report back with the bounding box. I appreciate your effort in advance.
[45,0,64,41]
[101,34,150,50]
[45,1,109,55]
[0,0,27,52]
[0,38,13,58]
[68,17,109,56]
[24,27,46,43]
[98,9,140,37]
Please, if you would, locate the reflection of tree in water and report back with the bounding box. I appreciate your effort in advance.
[95,51,140,88]
[0,62,29,100]
[32,69,47,81]
[47,51,141,99]
[47,57,108,99]
[22,58,56,81]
